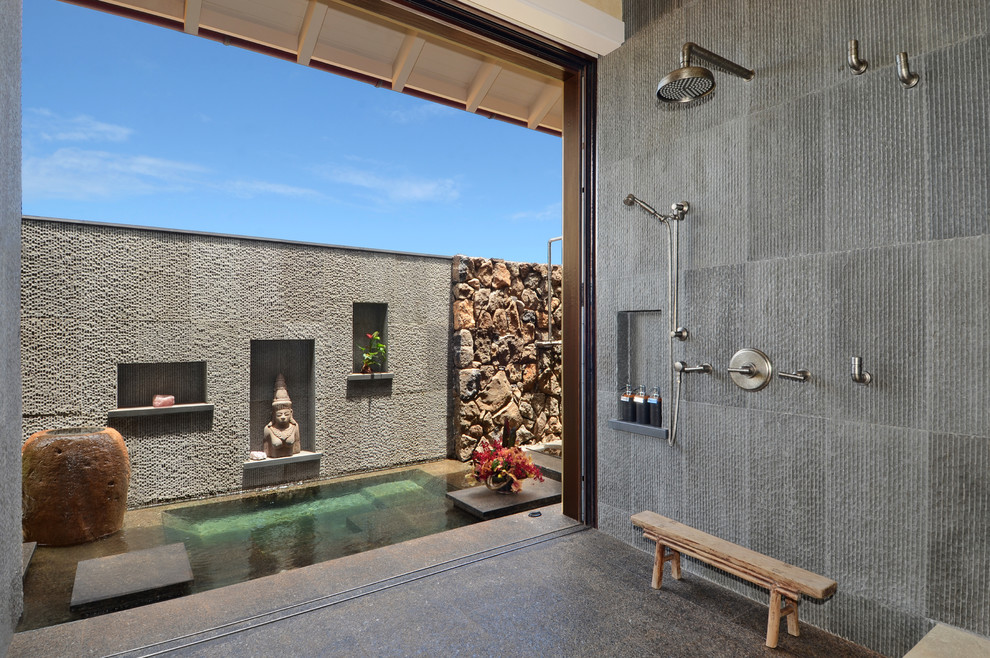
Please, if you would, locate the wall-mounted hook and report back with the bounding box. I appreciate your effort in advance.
[851,356,872,384]
[897,52,919,88]
[847,40,868,74]
[778,369,810,382]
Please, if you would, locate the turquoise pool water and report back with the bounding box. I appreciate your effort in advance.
[162,468,478,592]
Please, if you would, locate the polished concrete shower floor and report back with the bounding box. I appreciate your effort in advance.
[11,505,882,657]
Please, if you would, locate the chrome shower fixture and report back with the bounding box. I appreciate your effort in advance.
[623,195,688,223]
[657,42,754,104]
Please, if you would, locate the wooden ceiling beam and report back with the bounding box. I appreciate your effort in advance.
[183,0,202,35]
[391,32,425,92]
[297,0,330,65]
[526,84,560,129]
[465,60,501,112]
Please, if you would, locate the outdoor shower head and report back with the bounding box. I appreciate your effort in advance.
[657,42,754,104]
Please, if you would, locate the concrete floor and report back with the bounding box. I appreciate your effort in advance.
[10,505,881,657]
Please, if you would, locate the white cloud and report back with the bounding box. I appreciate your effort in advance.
[323,165,459,203]
[23,148,324,203]
[219,179,324,199]
[510,202,562,223]
[23,148,205,200]
[27,108,133,143]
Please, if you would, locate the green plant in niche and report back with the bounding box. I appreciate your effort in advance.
[359,331,387,373]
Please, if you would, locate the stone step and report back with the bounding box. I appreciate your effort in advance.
[446,478,562,520]
[70,543,194,617]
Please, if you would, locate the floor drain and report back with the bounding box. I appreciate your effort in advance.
[528,511,542,518]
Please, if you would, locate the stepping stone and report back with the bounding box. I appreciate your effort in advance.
[22,542,36,579]
[446,478,562,520]
[70,543,194,616]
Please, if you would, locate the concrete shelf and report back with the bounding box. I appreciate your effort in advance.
[345,372,394,382]
[607,419,669,441]
[108,403,214,418]
[242,450,322,470]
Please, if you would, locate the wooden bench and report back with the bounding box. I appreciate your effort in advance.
[631,511,837,649]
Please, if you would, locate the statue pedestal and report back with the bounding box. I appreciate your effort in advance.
[22,427,131,546]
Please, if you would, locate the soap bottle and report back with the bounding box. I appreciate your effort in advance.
[619,384,634,422]
[633,385,649,424]
[648,387,662,427]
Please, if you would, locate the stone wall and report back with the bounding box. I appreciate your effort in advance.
[20,218,452,507]
[450,255,562,459]
[0,0,22,648]
[596,2,990,656]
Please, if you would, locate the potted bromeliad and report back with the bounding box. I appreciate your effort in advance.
[358,331,387,374]
[468,420,544,494]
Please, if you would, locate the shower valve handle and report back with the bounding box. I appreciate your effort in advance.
[675,362,712,374]
[727,364,756,377]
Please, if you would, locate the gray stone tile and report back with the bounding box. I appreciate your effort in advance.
[678,264,748,407]
[746,0,830,112]
[680,403,750,545]
[930,236,990,438]
[823,591,933,658]
[748,89,830,261]
[748,411,829,575]
[927,0,990,49]
[927,34,990,240]
[743,255,829,417]
[826,244,929,429]
[927,433,990,637]
[825,63,930,252]
[825,421,929,617]
[629,432,684,525]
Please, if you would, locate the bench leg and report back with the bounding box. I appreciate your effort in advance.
[765,588,800,648]
[651,543,681,589]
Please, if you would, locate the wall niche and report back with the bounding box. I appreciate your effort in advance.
[110,361,213,417]
[249,340,316,455]
[351,302,388,374]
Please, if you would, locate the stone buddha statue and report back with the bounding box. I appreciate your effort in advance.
[263,374,301,458]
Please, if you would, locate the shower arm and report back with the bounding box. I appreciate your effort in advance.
[681,42,755,81]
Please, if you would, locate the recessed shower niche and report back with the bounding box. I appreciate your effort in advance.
[612,310,669,440]
[249,340,316,456]
[617,310,666,390]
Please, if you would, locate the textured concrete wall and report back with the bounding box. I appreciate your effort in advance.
[450,256,563,459]
[20,218,451,507]
[0,0,22,649]
[597,2,989,655]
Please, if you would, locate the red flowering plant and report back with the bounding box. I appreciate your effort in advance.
[359,331,386,373]
[468,430,544,493]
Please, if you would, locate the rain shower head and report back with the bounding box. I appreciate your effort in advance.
[657,42,754,104]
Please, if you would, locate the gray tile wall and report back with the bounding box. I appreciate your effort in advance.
[19,218,452,507]
[597,1,990,654]
[0,0,21,648]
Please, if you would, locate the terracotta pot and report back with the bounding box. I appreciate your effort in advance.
[22,427,131,546]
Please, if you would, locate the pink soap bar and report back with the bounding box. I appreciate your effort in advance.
[152,395,175,407]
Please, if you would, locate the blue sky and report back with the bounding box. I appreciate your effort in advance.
[22,1,563,263]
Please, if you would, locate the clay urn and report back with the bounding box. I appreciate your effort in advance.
[22,427,131,546]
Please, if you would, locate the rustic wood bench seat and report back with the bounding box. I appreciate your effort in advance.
[631,511,837,649]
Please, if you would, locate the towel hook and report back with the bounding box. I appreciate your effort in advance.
[847,40,868,75]
[897,52,919,88]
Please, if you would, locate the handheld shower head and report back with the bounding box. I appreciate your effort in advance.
[623,194,662,219]
[657,43,754,105]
